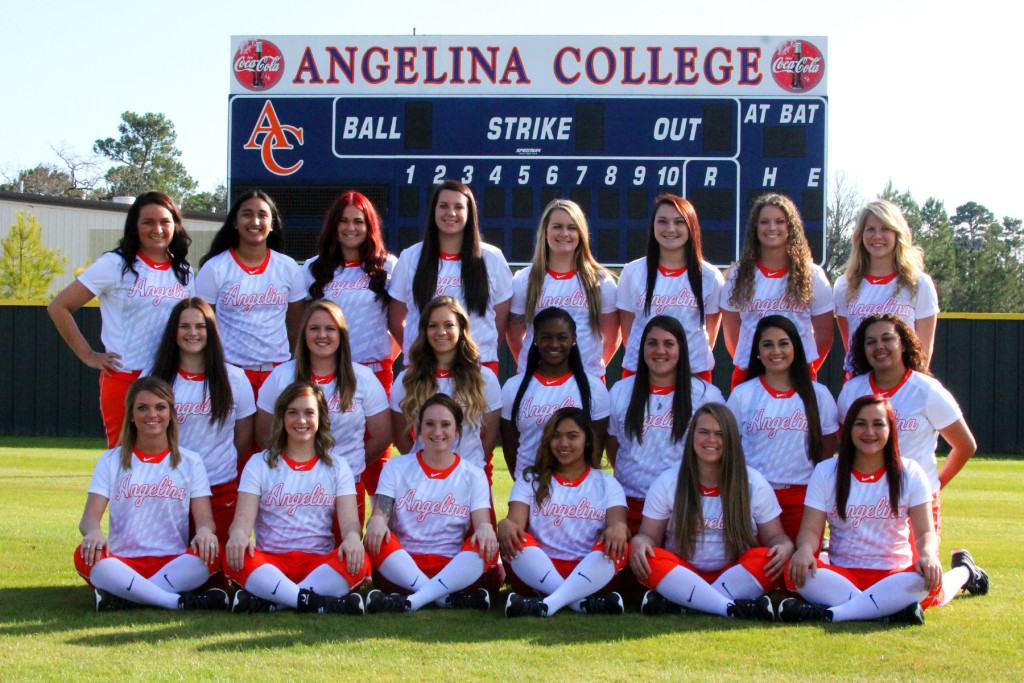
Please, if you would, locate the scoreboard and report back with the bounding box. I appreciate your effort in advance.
[228,36,828,266]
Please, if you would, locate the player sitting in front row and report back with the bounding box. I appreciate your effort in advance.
[781,395,987,624]
[225,381,370,615]
[363,394,500,613]
[499,407,629,617]
[75,376,226,611]
[629,403,792,620]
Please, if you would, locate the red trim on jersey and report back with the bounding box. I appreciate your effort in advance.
[869,368,913,397]
[535,372,572,387]
[311,372,336,385]
[700,484,720,497]
[177,369,204,381]
[553,467,591,487]
[282,453,318,471]
[137,251,171,270]
[436,368,452,378]
[756,262,789,278]
[229,248,271,275]
[343,259,362,268]
[134,448,170,464]
[865,272,897,285]
[649,384,674,395]
[417,451,461,479]
[546,268,577,280]
[852,467,886,483]
[657,264,687,277]
[439,252,461,261]
[760,376,796,399]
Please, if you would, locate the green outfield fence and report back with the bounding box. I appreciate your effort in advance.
[1,302,1021,454]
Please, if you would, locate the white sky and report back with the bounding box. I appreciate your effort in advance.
[4,0,1018,221]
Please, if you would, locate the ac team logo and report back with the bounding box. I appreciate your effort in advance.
[233,39,285,91]
[771,40,824,93]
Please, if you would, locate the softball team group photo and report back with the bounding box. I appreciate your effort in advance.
[48,180,990,624]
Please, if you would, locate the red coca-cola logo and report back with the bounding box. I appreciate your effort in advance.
[770,40,824,93]
[233,39,285,91]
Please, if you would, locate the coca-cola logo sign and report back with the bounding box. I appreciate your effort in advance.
[770,40,824,93]
[233,39,285,91]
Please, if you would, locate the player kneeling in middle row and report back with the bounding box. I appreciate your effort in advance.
[629,403,793,619]
[499,407,629,617]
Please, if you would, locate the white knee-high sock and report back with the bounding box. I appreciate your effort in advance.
[507,545,564,594]
[244,563,300,607]
[653,565,733,617]
[378,549,430,592]
[796,566,861,607]
[407,551,484,611]
[713,565,765,601]
[829,572,928,622]
[301,563,352,597]
[90,557,180,610]
[938,566,970,607]
[155,554,211,593]
[543,550,617,615]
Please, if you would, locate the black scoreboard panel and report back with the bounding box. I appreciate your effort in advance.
[230,95,826,266]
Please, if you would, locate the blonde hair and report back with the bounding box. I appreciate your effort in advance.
[294,301,356,413]
[524,199,615,331]
[399,297,488,430]
[118,376,181,470]
[843,199,925,302]
[728,194,814,309]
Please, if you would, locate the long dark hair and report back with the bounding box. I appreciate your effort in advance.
[669,404,755,561]
[848,313,929,378]
[835,395,903,520]
[113,191,191,285]
[411,180,489,316]
[644,195,706,325]
[745,315,824,464]
[150,298,234,427]
[201,190,285,266]
[510,307,591,425]
[308,191,389,307]
[522,407,596,507]
[623,316,693,445]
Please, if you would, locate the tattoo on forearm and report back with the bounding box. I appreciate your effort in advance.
[377,495,395,520]
[510,313,526,325]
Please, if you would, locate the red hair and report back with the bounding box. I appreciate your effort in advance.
[308,191,389,305]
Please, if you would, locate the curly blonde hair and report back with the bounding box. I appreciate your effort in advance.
[728,194,814,309]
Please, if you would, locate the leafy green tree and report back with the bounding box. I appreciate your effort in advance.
[93,112,197,202]
[0,212,67,300]
[182,184,228,213]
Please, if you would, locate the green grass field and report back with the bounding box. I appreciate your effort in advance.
[1,438,1021,681]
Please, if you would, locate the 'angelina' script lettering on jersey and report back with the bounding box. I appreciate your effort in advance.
[642,410,675,436]
[176,396,211,423]
[745,408,808,438]
[395,490,470,522]
[127,277,189,306]
[323,274,370,294]
[520,396,577,425]
[848,297,913,319]
[434,276,464,297]
[326,393,356,414]
[220,284,288,313]
[640,290,699,315]
[893,409,920,432]
[832,498,907,528]
[747,295,803,314]
[115,474,187,507]
[534,496,605,525]
[264,482,335,515]
[539,288,587,309]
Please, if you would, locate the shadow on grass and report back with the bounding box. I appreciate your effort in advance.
[0,585,915,651]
